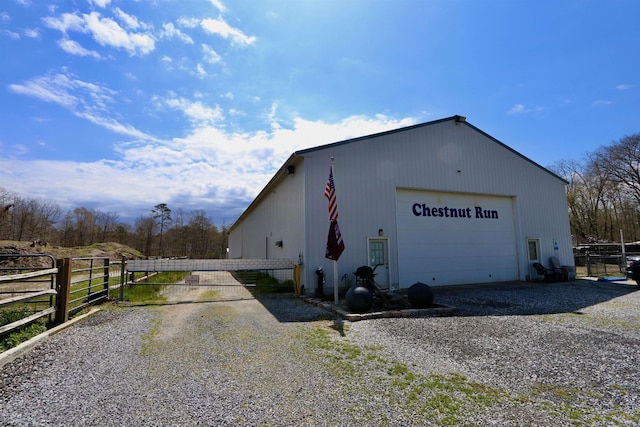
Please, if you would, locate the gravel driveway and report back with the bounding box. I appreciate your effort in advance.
[1,278,639,426]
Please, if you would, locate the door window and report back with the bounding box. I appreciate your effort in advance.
[370,240,386,267]
[368,238,389,289]
[528,238,540,262]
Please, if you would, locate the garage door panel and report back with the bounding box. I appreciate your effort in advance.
[396,189,518,287]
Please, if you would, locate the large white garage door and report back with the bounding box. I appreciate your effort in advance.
[396,189,519,287]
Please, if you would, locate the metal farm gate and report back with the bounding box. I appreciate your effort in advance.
[121,259,296,304]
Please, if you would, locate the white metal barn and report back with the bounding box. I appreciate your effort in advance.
[228,116,574,296]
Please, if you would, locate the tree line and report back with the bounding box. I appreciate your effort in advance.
[550,132,640,245]
[0,189,228,259]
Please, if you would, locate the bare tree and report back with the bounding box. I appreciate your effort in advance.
[69,207,98,246]
[597,133,640,206]
[58,211,75,247]
[134,215,157,256]
[0,192,60,242]
[0,188,16,239]
[151,203,172,256]
[96,211,120,242]
[188,209,216,258]
[168,208,188,256]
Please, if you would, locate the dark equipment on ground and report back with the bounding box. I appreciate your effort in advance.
[630,262,640,287]
[353,265,402,309]
[345,285,373,313]
[315,267,325,298]
[532,262,558,282]
[626,256,640,287]
[407,282,434,308]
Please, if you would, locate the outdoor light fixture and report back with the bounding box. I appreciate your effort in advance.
[455,115,466,124]
[378,229,384,236]
[286,165,295,175]
[275,240,283,247]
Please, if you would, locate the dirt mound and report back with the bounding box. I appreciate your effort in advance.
[0,241,55,271]
[0,241,144,271]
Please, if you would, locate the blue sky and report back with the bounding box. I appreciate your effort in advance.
[1,0,639,226]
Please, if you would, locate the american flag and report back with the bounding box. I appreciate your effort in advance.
[324,166,338,221]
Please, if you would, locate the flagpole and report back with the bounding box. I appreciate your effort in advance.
[331,157,339,305]
[324,157,344,304]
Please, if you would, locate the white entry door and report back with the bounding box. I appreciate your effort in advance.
[368,238,389,290]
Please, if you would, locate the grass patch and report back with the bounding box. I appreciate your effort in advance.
[299,322,510,426]
[299,321,640,425]
[0,300,54,351]
[197,289,221,301]
[529,382,640,425]
[0,316,48,352]
[233,270,294,294]
[140,312,162,356]
[542,311,640,333]
[117,271,188,303]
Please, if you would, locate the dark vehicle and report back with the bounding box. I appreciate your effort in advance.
[625,256,640,285]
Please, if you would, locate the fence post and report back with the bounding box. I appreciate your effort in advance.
[586,253,591,276]
[103,258,110,300]
[55,258,71,325]
[120,256,126,302]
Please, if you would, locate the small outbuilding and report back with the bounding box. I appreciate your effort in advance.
[228,115,574,296]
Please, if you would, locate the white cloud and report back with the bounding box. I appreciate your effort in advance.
[7,144,29,157]
[76,112,156,140]
[508,104,526,115]
[616,84,632,91]
[593,99,612,106]
[84,12,155,55]
[42,12,85,33]
[113,8,142,30]
[58,38,101,59]
[196,63,207,78]
[9,72,157,141]
[2,29,20,39]
[44,11,155,56]
[160,22,193,44]
[89,0,111,8]
[165,97,224,126]
[0,112,416,222]
[9,74,82,108]
[200,17,255,45]
[506,104,544,115]
[202,43,222,63]
[210,0,226,13]
[24,28,40,38]
[177,17,200,29]
[1,12,10,23]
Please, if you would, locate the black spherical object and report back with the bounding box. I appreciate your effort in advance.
[407,282,434,308]
[345,286,373,313]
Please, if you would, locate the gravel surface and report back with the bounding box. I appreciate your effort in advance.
[1,279,639,426]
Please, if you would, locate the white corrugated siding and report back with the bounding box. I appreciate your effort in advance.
[229,162,305,263]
